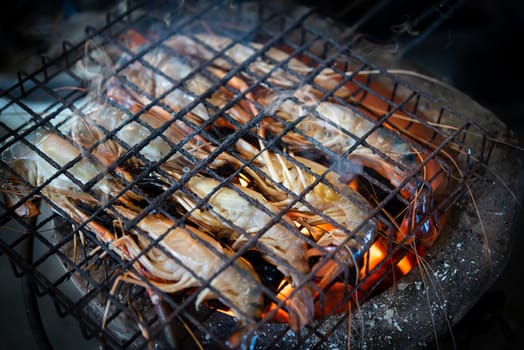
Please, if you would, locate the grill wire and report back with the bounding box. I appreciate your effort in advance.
[0,1,495,349]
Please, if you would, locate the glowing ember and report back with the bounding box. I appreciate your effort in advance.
[360,240,387,278]
[397,255,414,275]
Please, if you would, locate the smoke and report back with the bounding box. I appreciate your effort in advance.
[263,85,322,119]
[332,154,363,184]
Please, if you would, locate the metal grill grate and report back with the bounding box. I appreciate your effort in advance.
[0,1,500,349]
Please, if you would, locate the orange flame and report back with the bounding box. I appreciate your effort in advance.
[397,255,413,275]
[360,240,387,278]
[360,239,416,279]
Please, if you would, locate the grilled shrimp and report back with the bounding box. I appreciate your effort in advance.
[264,95,438,243]
[163,34,351,97]
[2,130,119,197]
[114,47,212,120]
[76,32,212,121]
[113,205,263,322]
[269,98,420,186]
[232,138,377,288]
[160,167,313,330]
[1,129,263,325]
[117,34,261,131]
[79,94,220,166]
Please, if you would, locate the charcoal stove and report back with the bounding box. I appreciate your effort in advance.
[0,1,522,349]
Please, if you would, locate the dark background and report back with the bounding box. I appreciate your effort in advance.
[1,0,523,349]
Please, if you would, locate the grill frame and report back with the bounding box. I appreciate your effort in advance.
[0,1,519,349]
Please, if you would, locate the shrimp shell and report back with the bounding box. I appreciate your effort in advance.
[163,170,314,330]
[163,34,351,96]
[114,205,264,322]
